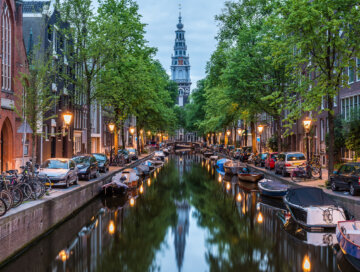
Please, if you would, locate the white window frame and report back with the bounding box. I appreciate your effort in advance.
[2,3,11,91]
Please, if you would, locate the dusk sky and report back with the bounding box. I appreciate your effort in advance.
[135,0,226,90]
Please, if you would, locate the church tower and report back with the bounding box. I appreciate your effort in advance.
[171,8,191,107]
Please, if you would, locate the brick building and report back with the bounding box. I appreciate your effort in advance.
[0,0,29,171]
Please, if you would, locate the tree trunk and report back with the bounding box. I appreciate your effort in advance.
[114,126,118,156]
[121,122,126,149]
[31,133,36,176]
[86,84,92,153]
[136,128,140,153]
[251,121,257,153]
[275,116,282,152]
[327,95,335,177]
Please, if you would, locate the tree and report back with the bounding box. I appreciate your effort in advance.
[17,52,57,169]
[58,0,108,153]
[270,0,360,174]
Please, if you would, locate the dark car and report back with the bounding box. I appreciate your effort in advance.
[127,148,138,160]
[118,149,131,163]
[254,153,268,167]
[330,163,360,196]
[92,153,109,173]
[73,154,99,180]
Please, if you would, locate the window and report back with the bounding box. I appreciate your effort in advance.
[2,3,11,91]
[357,58,360,82]
[349,65,355,83]
[320,119,324,141]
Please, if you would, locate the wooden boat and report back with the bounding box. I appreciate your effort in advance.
[237,173,264,183]
[224,160,244,175]
[136,164,150,176]
[203,151,214,158]
[101,173,129,196]
[149,159,164,168]
[258,179,288,198]
[336,220,360,270]
[118,168,139,189]
[284,187,346,230]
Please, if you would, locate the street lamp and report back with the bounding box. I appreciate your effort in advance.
[303,117,312,162]
[129,127,135,135]
[237,128,243,148]
[257,125,264,154]
[63,111,73,127]
[108,123,115,164]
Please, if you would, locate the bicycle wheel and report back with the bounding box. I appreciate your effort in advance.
[311,167,322,179]
[38,182,46,198]
[0,190,13,209]
[290,172,302,183]
[11,187,23,208]
[20,183,33,201]
[0,198,7,216]
[30,182,43,199]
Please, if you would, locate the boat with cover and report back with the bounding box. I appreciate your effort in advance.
[216,158,230,172]
[136,164,150,176]
[118,168,139,189]
[224,160,244,175]
[284,187,346,230]
[258,179,288,198]
[336,220,360,270]
[154,151,166,160]
[101,173,129,196]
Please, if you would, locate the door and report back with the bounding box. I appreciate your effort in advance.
[51,137,56,158]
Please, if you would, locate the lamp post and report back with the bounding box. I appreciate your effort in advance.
[62,111,72,159]
[226,130,231,146]
[257,125,264,154]
[129,127,135,147]
[303,117,312,162]
[237,128,243,148]
[108,123,115,164]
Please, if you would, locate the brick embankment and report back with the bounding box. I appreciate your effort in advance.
[0,153,153,264]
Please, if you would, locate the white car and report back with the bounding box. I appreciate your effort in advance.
[38,158,78,188]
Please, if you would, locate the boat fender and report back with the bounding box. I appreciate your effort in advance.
[323,208,333,224]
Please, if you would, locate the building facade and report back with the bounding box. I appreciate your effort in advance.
[0,0,29,171]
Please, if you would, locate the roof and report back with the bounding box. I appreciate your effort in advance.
[22,1,50,14]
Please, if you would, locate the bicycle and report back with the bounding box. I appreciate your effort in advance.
[0,173,23,208]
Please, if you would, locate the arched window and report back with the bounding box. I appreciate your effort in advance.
[2,3,11,91]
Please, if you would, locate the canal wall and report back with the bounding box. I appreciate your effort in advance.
[0,154,153,264]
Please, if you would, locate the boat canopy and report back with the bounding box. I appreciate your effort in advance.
[286,187,337,207]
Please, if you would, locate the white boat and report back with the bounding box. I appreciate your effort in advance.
[223,160,244,175]
[154,151,165,160]
[210,155,218,160]
[117,168,139,189]
[284,187,346,230]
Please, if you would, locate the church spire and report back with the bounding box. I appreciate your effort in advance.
[177,4,183,30]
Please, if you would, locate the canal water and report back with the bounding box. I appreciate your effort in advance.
[0,155,350,272]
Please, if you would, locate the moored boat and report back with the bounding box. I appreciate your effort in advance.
[216,158,230,172]
[154,151,165,160]
[237,173,264,183]
[210,155,218,161]
[203,151,214,158]
[118,168,139,189]
[284,187,346,230]
[336,220,360,270]
[224,160,243,175]
[136,164,150,176]
[258,179,288,198]
[101,173,129,196]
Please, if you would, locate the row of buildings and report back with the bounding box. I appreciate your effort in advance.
[1,0,138,171]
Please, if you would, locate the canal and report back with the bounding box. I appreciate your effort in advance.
[0,155,347,271]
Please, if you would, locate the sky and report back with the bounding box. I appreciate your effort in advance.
[135,0,226,90]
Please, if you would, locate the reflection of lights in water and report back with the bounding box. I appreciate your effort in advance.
[218,175,222,182]
[95,219,98,228]
[226,182,231,190]
[212,168,214,175]
[154,172,157,178]
[58,250,68,262]
[257,212,264,224]
[242,204,246,214]
[237,193,242,202]
[130,198,135,207]
[147,178,151,186]
[201,161,204,167]
[108,220,115,235]
[207,164,210,172]
[91,216,95,221]
[256,203,260,211]
[139,185,144,194]
[157,168,160,173]
[302,255,311,272]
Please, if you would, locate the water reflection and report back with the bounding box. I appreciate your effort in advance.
[1,154,342,272]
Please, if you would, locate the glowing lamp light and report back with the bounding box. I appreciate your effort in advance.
[226,130,231,136]
[140,129,144,134]
[139,185,144,194]
[207,134,210,137]
[303,117,312,132]
[237,128,243,135]
[154,172,157,178]
[108,220,115,235]
[63,112,73,126]
[219,132,222,136]
[129,127,135,135]
[130,198,135,207]
[226,182,231,190]
[147,131,151,136]
[257,125,264,134]
[147,178,151,186]
[108,123,115,133]
[302,255,311,272]
[207,164,210,172]
[237,193,242,202]
[257,212,264,224]
[58,250,68,262]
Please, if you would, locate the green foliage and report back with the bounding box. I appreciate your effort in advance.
[325,117,345,163]
[344,111,360,161]
[267,136,278,152]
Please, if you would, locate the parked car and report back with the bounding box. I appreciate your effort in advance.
[73,154,99,180]
[118,149,131,163]
[254,153,268,167]
[127,148,138,160]
[92,153,110,173]
[330,163,360,196]
[38,158,78,188]
[275,152,306,177]
[264,152,278,170]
